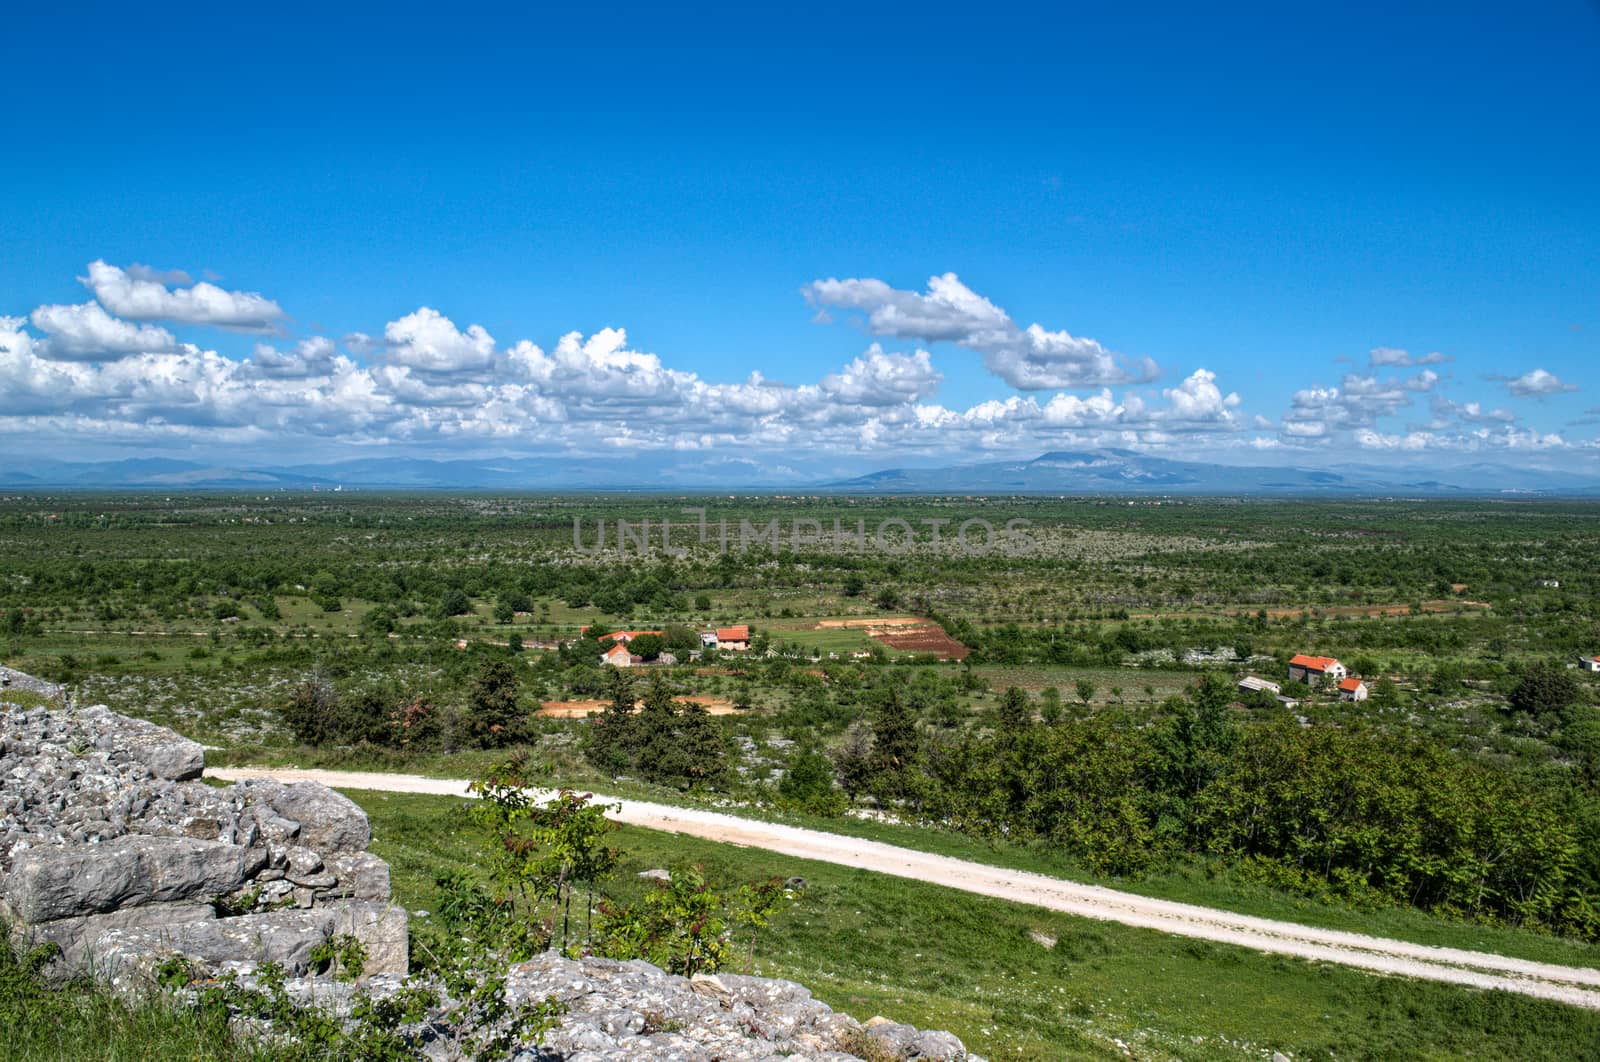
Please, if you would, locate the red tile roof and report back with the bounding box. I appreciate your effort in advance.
[600,630,662,643]
[716,625,750,641]
[1290,654,1341,671]
[1339,677,1365,692]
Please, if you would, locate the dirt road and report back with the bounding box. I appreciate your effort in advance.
[209,766,1600,1009]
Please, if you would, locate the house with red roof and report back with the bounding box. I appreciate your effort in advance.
[1338,677,1368,701]
[1579,654,1600,673]
[702,624,750,651]
[598,629,661,645]
[600,643,640,667]
[1288,654,1346,683]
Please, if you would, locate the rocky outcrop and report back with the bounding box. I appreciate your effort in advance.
[1,675,977,1060]
[0,666,65,700]
[498,952,979,1060]
[0,688,406,984]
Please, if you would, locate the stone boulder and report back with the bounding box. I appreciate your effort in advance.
[231,778,372,854]
[95,901,408,987]
[1,835,264,923]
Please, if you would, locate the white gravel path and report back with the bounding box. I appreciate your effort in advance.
[209,766,1600,1010]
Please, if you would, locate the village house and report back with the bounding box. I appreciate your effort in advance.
[1579,654,1600,673]
[1338,677,1369,701]
[600,643,639,667]
[1288,654,1346,683]
[714,625,751,651]
[598,629,662,645]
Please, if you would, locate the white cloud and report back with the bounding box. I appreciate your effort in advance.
[28,302,178,361]
[819,344,941,406]
[81,260,286,333]
[1279,369,1438,441]
[1428,396,1516,427]
[803,272,1156,389]
[1500,368,1577,398]
[383,308,497,374]
[249,337,337,378]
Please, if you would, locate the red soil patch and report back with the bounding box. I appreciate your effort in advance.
[538,695,741,718]
[815,616,924,629]
[868,623,970,661]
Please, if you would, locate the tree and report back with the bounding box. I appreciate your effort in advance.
[468,659,523,748]
[676,704,730,788]
[1508,661,1581,718]
[778,743,844,815]
[437,588,473,619]
[628,633,666,660]
[281,671,338,745]
[995,686,1032,734]
[1039,686,1064,725]
[693,594,712,611]
[867,688,919,802]
[663,624,700,656]
[586,669,637,773]
[1075,679,1096,706]
[842,574,865,597]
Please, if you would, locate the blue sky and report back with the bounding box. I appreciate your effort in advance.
[1,1,1597,475]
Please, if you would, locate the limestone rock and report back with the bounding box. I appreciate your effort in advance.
[2,835,263,922]
[232,778,371,854]
[10,900,216,973]
[96,907,345,984]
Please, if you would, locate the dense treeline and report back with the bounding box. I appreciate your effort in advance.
[860,677,1600,939]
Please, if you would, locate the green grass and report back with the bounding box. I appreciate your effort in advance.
[353,787,1600,1062]
[0,937,259,1061]
[769,626,880,654]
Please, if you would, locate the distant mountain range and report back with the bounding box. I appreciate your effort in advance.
[1,449,1597,495]
[821,449,1600,495]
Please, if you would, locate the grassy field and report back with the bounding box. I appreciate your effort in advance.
[354,787,1600,1061]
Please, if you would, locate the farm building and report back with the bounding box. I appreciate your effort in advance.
[600,643,640,667]
[714,625,751,651]
[1238,676,1281,696]
[1579,655,1600,673]
[1339,678,1368,701]
[1288,654,1347,683]
[598,630,662,645]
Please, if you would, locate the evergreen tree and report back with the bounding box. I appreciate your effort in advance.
[677,704,729,788]
[468,658,522,748]
[867,688,919,802]
[996,685,1032,734]
[586,668,637,773]
[1509,660,1581,718]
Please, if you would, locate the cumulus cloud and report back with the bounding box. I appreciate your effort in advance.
[1427,396,1516,427]
[383,308,496,374]
[818,344,941,406]
[1279,370,1439,440]
[28,302,178,361]
[81,260,286,333]
[1498,368,1577,398]
[803,272,1156,390]
[249,337,338,378]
